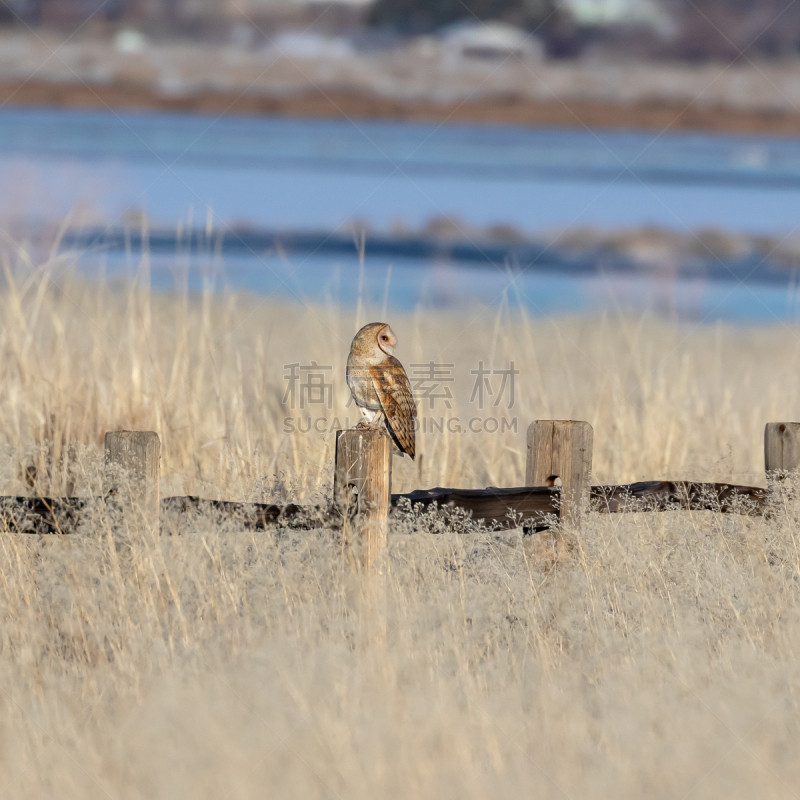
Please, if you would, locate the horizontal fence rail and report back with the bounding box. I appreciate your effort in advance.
[1,423,796,573]
[0,480,770,535]
[398,481,768,528]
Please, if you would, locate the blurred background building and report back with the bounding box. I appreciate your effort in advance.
[1,0,799,62]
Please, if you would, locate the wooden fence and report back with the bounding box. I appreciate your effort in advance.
[2,421,798,566]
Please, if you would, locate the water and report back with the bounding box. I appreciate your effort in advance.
[5,106,800,320]
[74,249,800,323]
[6,106,800,232]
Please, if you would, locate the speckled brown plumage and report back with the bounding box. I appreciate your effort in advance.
[346,322,416,459]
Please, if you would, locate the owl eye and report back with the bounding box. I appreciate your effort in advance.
[381,335,389,341]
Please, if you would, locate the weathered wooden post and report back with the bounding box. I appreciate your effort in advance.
[104,431,161,526]
[765,422,800,478]
[334,429,392,572]
[526,420,593,526]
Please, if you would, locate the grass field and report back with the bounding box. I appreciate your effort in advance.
[1,256,800,798]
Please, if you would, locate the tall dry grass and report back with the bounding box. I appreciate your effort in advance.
[1,250,800,798]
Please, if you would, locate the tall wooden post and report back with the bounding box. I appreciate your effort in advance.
[104,431,161,526]
[765,422,800,478]
[526,420,593,526]
[334,429,392,572]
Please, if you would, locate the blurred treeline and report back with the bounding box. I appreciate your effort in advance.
[2,0,799,61]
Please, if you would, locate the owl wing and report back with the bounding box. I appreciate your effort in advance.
[370,356,417,459]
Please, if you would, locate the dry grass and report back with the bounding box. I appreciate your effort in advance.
[1,251,800,798]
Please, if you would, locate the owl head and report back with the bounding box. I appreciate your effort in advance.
[350,322,397,361]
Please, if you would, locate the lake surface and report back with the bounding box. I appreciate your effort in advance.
[5,106,800,320]
[71,249,800,324]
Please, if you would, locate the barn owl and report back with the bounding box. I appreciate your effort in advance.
[346,322,416,459]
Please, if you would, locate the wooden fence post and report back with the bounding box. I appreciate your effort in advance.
[765,422,800,478]
[104,431,161,525]
[526,420,593,526]
[334,429,392,572]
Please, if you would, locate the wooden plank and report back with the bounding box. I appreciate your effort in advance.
[0,496,337,535]
[394,486,559,529]
[104,431,161,524]
[334,429,392,572]
[0,481,768,536]
[394,481,765,529]
[160,497,338,529]
[590,481,766,515]
[765,422,800,476]
[0,497,86,535]
[526,420,593,525]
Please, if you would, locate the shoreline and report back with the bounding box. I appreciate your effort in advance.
[6,78,800,136]
[62,225,800,287]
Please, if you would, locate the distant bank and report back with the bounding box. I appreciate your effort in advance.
[7,77,800,136]
[61,226,799,287]
[6,28,800,136]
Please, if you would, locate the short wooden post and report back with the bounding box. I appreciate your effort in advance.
[104,431,161,525]
[765,422,800,478]
[334,429,391,572]
[526,420,593,526]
